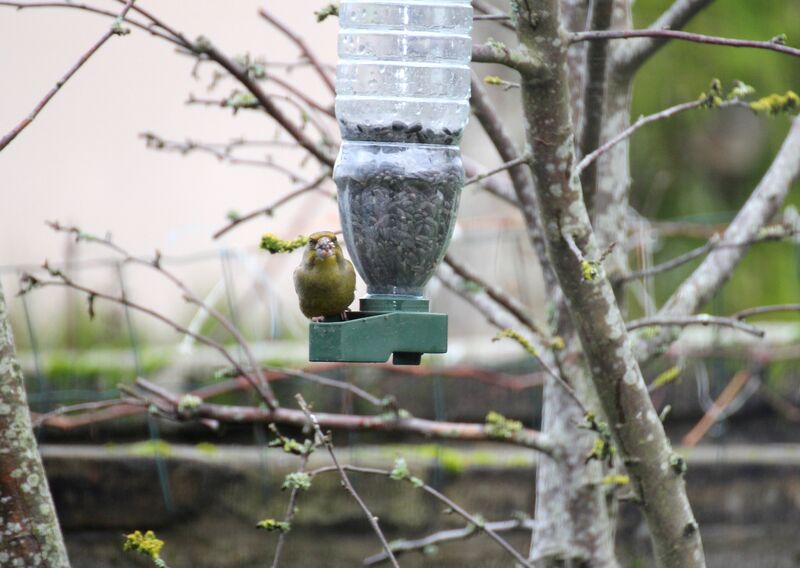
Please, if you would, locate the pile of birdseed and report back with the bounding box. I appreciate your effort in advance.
[339,120,463,146]
[337,157,463,294]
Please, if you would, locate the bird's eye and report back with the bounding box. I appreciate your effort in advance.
[309,239,317,246]
[332,236,338,243]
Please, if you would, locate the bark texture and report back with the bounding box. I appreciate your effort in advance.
[471,42,619,565]
[0,282,70,567]
[512,1,705,565]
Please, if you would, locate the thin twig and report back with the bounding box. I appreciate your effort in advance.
[625,314,765,337]
[141,132,310,182]
[733,304,800,320]
[270,450,311,568]
[200,40,336,166]
[574,98,705,177]
[31,397,144,427]
[213,171,332,239]
[296,395,400,568]
[571,28,800,59]
[183,92,334,144]
[46,221,280,408]
[682,369,754,447]
[0,0,137,152]
[307,465,535,568]
[474,14,511,21]
[0,1,182,45]
[611,0,715,73]
[464,156,528,187]
[462,157,519,206]
[443,254,552,344]
[617,227,799,284]
[22,267,278,409]
[616,238,717,283]
[364,519,532,565]
[0,0,337,166]
[258,8,335,94]
[363,518,534,565]
[471,0,515,31]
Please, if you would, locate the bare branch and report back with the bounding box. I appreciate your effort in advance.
[183,92,334,145]
[682,369,754,447]
[0,1,182,45]
[140,132,310,181]
[464,156,528,187]
[199,40,336,166]
[38,384,557,454]
[609,0,720,72]
[296,394,400,568]
[258,8,335,94]
[363,517,534,565]
[462,157,520,206]
[0,0,136,152]
[617,238,716,284]
[436,264,583,410]
[23,247,279,409]
[213,171,333,239]
[308,464,534,568]
[474,14,511,22]
[443,254,552,344]
[469,73,559,296]
[574,29,800,63]
[472,0,514,31]
[0,1,337,165]
[575,98,716,177]
[626,314,765,337]
[733,304,800,320]
[472,43,542,75]
[637,116,800,363]
[270,441,311,568]
[617,226,798,284]
[267,73,335,117]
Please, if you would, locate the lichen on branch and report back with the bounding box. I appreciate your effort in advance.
[260,232,308,254]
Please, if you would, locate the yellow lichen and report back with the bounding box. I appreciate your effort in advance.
[601,474,630,486]
[123,530,164,560]
[485,411,523,439]
[260,233,308,254]
[750,91,800,116]
[493,328,538,357]
[649,366,681,391]
[581,260,598,281]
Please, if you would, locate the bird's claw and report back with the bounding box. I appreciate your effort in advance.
[311,316,325,323]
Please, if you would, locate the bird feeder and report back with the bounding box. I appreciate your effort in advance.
[309,0,472,365]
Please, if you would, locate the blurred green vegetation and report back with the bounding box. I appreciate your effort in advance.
[629,1,800,316]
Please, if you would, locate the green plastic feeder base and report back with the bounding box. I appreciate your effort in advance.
[308,296,447,365]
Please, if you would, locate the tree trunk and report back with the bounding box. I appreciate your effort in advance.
[513,0,706,565]
[0,281,70,567]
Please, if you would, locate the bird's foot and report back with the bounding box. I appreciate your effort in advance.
[311,316,325,323]
[341,310,350,321]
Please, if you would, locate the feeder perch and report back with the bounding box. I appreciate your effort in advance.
[310,0,473,365]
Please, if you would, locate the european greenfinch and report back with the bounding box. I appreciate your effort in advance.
[293,231,356,321]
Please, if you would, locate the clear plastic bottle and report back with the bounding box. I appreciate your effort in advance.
[334,0,472,298]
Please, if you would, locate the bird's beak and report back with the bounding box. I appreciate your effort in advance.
[315,236,335,259]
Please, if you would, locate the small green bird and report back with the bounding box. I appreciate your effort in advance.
[293,231,356,321]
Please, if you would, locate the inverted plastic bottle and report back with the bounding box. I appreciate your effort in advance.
[334,0,472,298]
